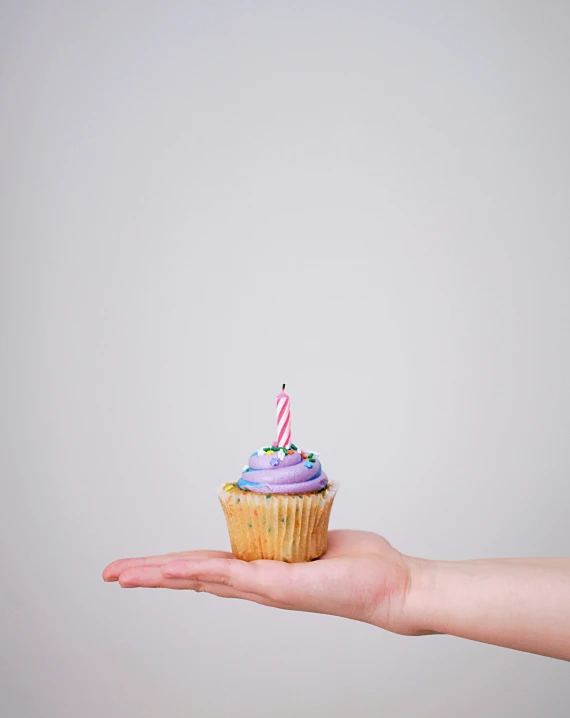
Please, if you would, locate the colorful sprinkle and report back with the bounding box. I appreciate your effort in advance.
[277,449,285,461]
[301,453,308,459]
[224,484,234,491]
[248,522,253,528]
[269,457,279,466]
[308,453,314,459]
[236,497,241,502]
[290,443,298,450]
[266,450,274,455]
[287,449,294,455]
[304,460,313,468]
[265,494,272,498]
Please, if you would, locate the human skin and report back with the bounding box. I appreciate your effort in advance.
[102,530,570,661]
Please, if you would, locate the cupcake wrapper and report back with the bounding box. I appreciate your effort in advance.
[217,482,338,562]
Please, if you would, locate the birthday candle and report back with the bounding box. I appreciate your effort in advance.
[276,384,291,447]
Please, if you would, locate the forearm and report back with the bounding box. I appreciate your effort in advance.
[405,556,570,660]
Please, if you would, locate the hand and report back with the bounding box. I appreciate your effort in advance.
[102,530,420,635]
[103,532,570,659]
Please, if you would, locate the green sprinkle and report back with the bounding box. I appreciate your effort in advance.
[290,443,297,450]
[265,493,272,499]
[292,540,296,546]
[236,497,241,503]
[243,487,250,492]
[263,447,270,452]
[317,486,327,494]
[297,495,303,498]
[248,522,253,528]
[268,526,272,533]
[308,452,314,459]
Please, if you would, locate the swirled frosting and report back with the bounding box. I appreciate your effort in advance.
[237,446,328,494]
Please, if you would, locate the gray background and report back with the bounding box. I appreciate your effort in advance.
[1,1,569,716]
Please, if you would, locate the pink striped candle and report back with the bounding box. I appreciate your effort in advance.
[276,384,291,447]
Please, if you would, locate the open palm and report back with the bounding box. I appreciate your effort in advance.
[103,530,417,634]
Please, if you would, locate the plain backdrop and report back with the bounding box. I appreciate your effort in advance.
[1,2,569,717]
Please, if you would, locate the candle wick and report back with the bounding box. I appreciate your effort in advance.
[282,383,286,390]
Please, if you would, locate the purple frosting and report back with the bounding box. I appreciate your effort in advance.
[238,449,328,494]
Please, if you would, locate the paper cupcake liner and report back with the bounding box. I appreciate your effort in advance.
[217,482,338,562]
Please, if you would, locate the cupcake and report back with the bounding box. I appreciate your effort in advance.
[218,386,337,562]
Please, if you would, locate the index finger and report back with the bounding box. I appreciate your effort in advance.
[161,556,297,602]
[102,550,234,582]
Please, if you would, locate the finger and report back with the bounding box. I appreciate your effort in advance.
[323,530,390,558]
[194,582,277,607]
[161,557,294,601]
[103,550,233,582]
[118,566,276,606]
[325,530,352,552]
[163,558,342,614]
[119,567,195,590]
[324,529,369,554]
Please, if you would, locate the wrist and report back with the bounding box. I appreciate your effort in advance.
[394,554,570,659]
[400,555,444,636]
